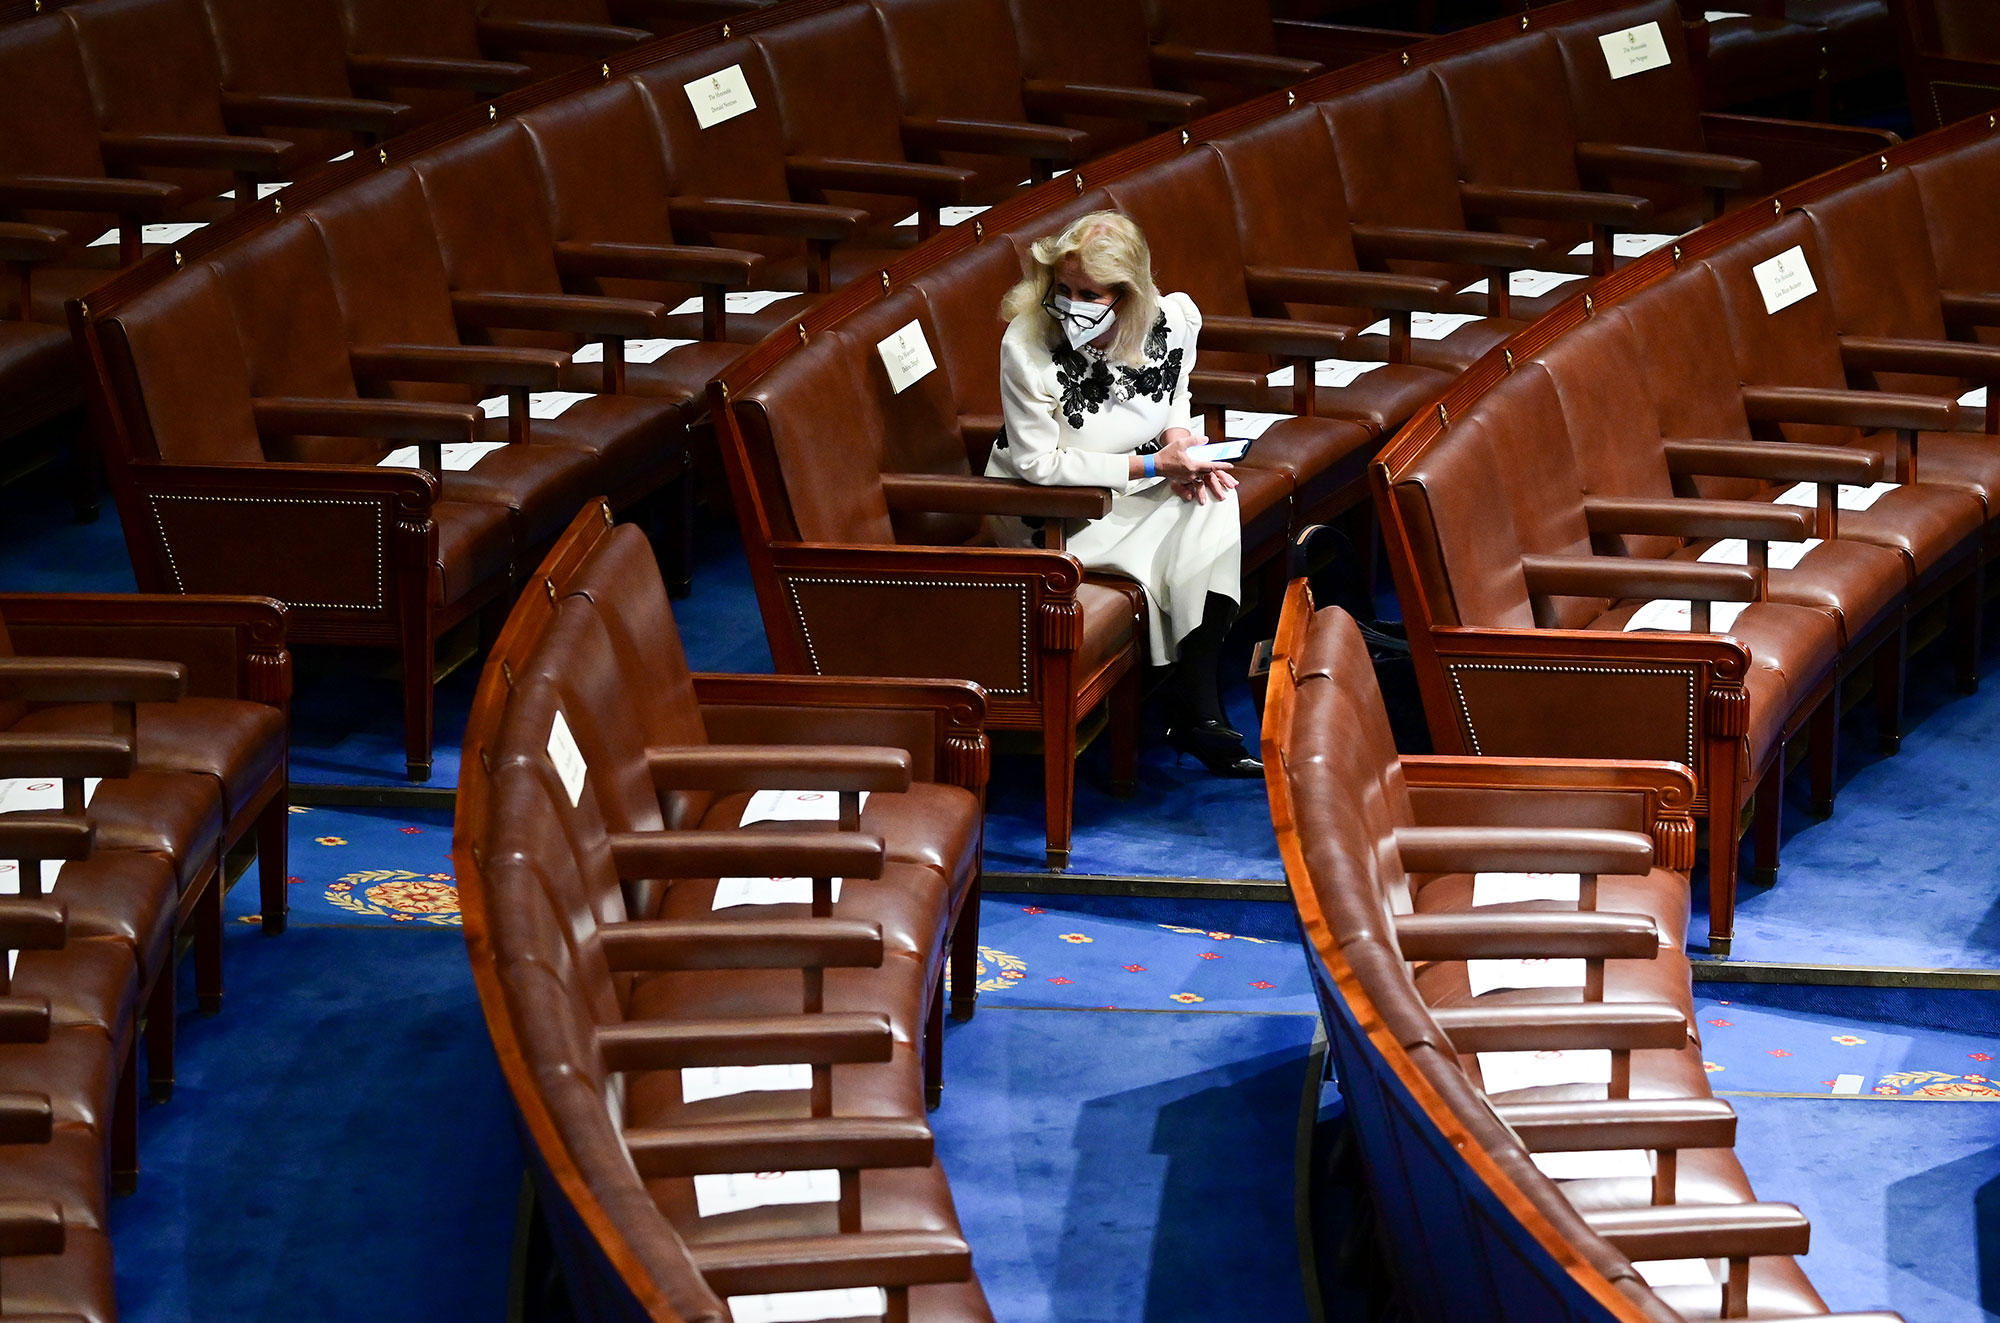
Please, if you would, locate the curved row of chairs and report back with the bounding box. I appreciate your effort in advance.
[705,0,1896,869]
[59,0,1407,783]
[1371,113,2000,954]
[456,500,993,1322]
[1262,579,1904,1323]
[0,591,289,1320]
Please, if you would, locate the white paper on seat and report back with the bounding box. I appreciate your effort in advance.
[1188,439,1250,463]
[0,778,100,814]
[1568,232,1682,259]
[1467,957,1587,997]
[1959,386,1987,408]
[378,442,506,472]
[694,1168,838,1217]
[1697,536,1822,571]
[1472,872,1581,906]
[1832,1073,1864,1095]
[1635,1258,1718,1288]
[712,877,844,910]
[547,711,588,807]
[85,221,206,249]
[685,64,756,129]
[1752,244,1817,314]
[876,319,937,394]
[218,182,289,202]
[1359,312,1483,341]
[1530,1148,1654,1181]
[1703,10,1750,18]
[740,789,868,825]
[1459,270,1586,300]
[894,205,990,227]
[571,338,693,364]
[1477,1048,1612,1094]
[1263,359,1386,387]
[0,860,62,896]
[681,1063,812,1102]
[667,289,795,316]
[1224,410,1295,439]
[477,392,591,420]
[1622,598,1751,634]
[1599,21,1671,79]
[729,1287,888,1323]
[1772,479,1897,511]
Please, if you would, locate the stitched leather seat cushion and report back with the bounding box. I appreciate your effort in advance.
[700,784,981,897]
[10,698,284,824]
[434,500,515,609]
[75,770,224,893]
[652,863,951,965]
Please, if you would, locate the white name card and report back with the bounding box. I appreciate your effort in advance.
[894,205,991,228]
[1623,598,1751,634]
[478,392,591,420]
[685,64,755,129]
[1223,410,1294,439]
[1459,269,1587,300]
[1359,312,1484,341]
[1773,480,1897,512]
[741,789,868,825]
[1472,872,1581,906]
[730,1288,889,1323]
[547,710,587,807]
[1600,21,1671,79]
[1478,1047,1612,1094]
[1831,1073,1864,1095]
[1697,536,1822,571]
[379,442,506,473]
[571,338,693,365]
[1753,245,1817,314]
[694,1169,838,1217]
[667,289,794,316]
[681,1063,811,1103]
[1531,1148,1654,1181]
[876,320,937,394]
[712,877,844,910]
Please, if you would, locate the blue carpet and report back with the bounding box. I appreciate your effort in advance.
[1692,985,2000,1097]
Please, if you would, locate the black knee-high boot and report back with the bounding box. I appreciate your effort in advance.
[1167,594,1261,776]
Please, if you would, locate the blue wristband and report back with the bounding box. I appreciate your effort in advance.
[1142,454,1156,479]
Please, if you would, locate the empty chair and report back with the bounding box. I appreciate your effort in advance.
[199,0,413,163]
[1138,0,1323,107]
[337,0,534,123]
[1005,0,1206,156]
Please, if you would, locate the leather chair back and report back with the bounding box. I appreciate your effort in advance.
[751,4,910,165]
[201,0,358,99]
[1141,0,1281,57]
[1008,0,1158,91]
[742,335,899,546]
[1549,0,1704,157]
[1318,73,1470,281]
[1615,268,1761,503]
[99,267,264,466]
[1210,109,1367,279]
[1102,150,1263,374]
[340,0,484,61]
[65,0,245,201]
[1430,33,1586,247]
[870,0,1038,196]
[1801,169,1956,396]
[0,15,118,239]
[1909,133,2000,309]
[915,236,1024,426]
[631,42,796,262]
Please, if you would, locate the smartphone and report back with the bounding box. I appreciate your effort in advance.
[1187,438,1251,463]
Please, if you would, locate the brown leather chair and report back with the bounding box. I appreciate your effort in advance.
[1682,3,1825,112]
[748,7,986,239]
[199,0,413,163]
[630,40,899,297]
[1893,0,2000,130]
[868,0,1091,200]
[337,0,534,123]
[719,324,1144,871]
[512,77,807,348]
[62,0,302,213]
[1137,0,1323,106]
[1004,0,1207,157]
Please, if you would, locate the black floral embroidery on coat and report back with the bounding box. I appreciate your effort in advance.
[1051,311,1178,427]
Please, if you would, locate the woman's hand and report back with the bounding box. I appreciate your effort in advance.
[1170,470,1238,505]
[1153,429,1237,504]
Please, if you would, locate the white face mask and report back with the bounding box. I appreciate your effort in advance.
[1047,291,1118,351]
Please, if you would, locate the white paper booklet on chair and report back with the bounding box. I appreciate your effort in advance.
[1466,957,1587,997]
[740,789,868,825]
[680,1063,811,1102]
[1472,872,1581,905]
[1697,537,1821,570]
[712,877,843,909]
[1223,410,1294,439]
[730,1288,890,1323]
[668,290,794,315]
[571,338,693,364]
[1358,312,1482,341]
[1622,598,1751,633]
[693,1169,838,1217]
[1477,1047,1611,1094]
[477,392,592,420]
[1772,479,1897,511]
[1264,360,1386,388]
[379,442,507,472]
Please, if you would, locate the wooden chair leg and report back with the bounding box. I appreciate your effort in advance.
[1751,757,1782,888]
[194,869,224,1015]
[949,873,982,1022]
[1953,567,1983,693]
[1042,695,1077,873]
[112,1038,138,1196]
[403,621,436,783]
[1108,667,1139,798]
[1707,790,1740,959]
[1875,624,1906,755]
[145,965,175,1104]
[924,966,944,1112]
[257,790,290,936]
[1808,697,1837,820]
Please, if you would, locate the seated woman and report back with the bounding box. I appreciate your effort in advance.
[988,209,1259,777]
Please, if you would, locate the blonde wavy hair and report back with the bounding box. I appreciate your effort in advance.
[1001,210,1161,366]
